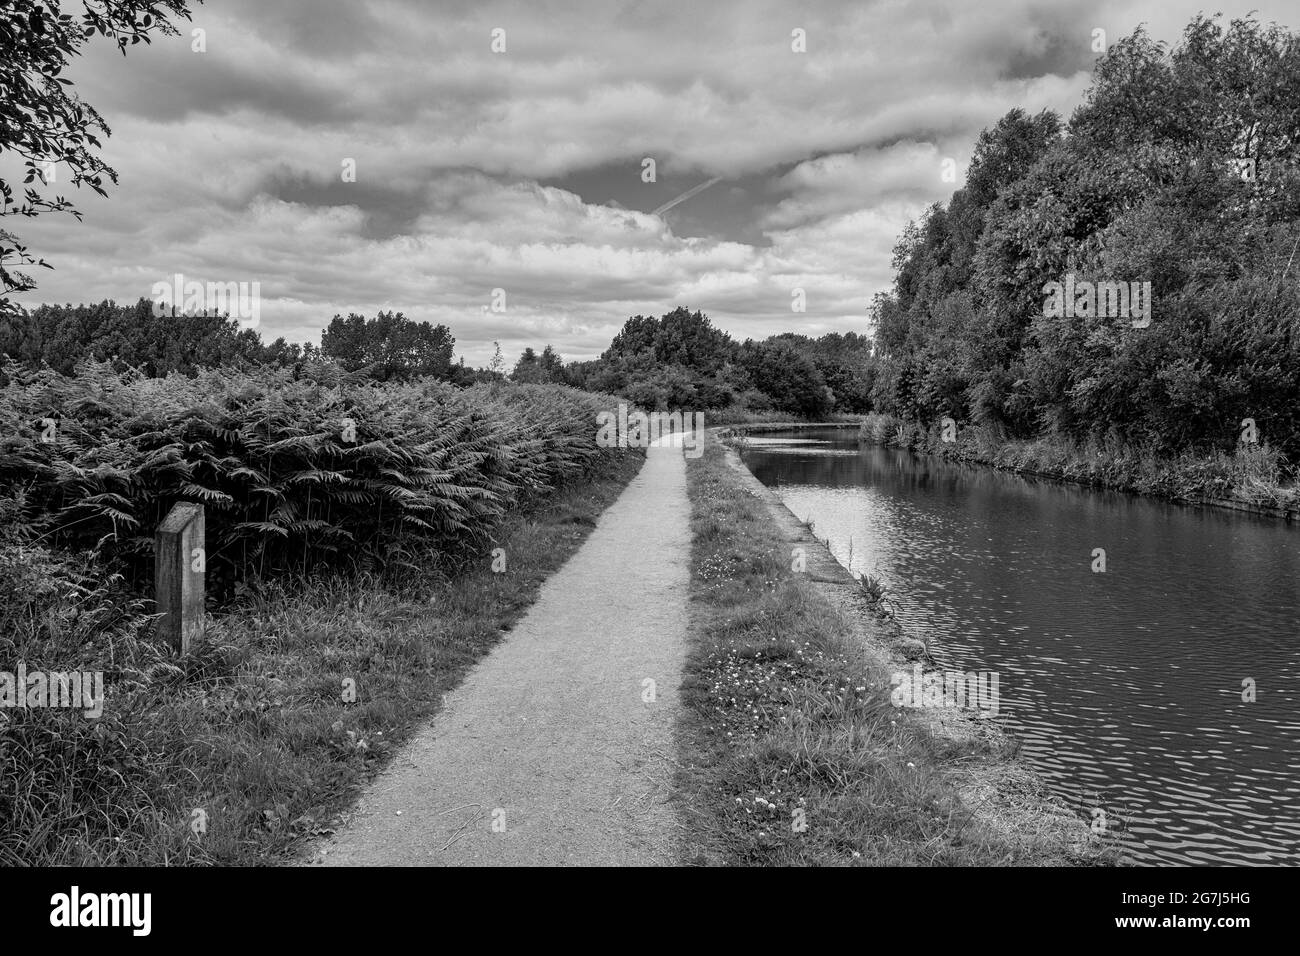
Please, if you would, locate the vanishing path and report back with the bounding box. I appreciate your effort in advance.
[315,438,690,866]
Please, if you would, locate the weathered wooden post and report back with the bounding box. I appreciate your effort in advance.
[156,502,205,654]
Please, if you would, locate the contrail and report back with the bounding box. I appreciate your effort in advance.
[651,176,722,217]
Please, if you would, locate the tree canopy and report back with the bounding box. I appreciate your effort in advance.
[871,14,1300,459]
[1,0,200,313]
[320,310,456,381]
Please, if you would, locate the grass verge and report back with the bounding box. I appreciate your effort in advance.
[0,453,642,865]
[674,437,1112,866]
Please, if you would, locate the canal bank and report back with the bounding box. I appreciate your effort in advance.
[721,418,1300,522]
[861,415,1300,523]
[733,425,1300,864]
[674,430,1110,866]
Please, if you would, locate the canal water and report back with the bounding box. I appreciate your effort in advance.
[738,427,1300,865]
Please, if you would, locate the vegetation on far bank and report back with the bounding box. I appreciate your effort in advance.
[675,438,1108,865]
[868,15,1300,485]
[561,308,873,420]
[860,412,1300,513]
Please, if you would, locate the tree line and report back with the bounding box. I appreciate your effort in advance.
[0,300,475,382]
[870,14,1300,461]
[2,299,875,417]
[527,307,873,417]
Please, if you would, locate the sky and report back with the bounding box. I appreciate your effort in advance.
[7,0,1298,366]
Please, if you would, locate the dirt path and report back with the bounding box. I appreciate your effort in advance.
[312,438,690,866]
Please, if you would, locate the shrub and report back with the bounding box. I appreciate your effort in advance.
[0,360,638,594]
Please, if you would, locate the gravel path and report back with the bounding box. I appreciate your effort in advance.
[314,438,690,866]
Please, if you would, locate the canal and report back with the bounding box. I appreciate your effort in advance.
[738,427,1300,865]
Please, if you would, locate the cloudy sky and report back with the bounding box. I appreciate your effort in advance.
[8,0,1297,365]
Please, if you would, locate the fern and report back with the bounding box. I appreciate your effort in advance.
[0,358,640,591]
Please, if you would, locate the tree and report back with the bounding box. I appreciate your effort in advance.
[320,311,455,381]
[602,306,734,372]
[319,312,368,369]
[538,345,564,380]
[770,331,875,412]
[511,346,539,382]
[1,0,201,313]
[738,340,831,418]
[577,306,870,413]
[870,13,1300,461]
[511,344,566,384]
[0,297,276,375]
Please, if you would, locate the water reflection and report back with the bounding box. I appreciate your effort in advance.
[741,429,1300,865]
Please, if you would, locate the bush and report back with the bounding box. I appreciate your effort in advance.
[0,360,638,594]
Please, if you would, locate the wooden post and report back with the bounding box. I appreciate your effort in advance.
[156,502,205,654]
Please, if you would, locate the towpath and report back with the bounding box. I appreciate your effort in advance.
[313,436,690,866]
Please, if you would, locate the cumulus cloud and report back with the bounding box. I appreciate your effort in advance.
[9,0,1297,363]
